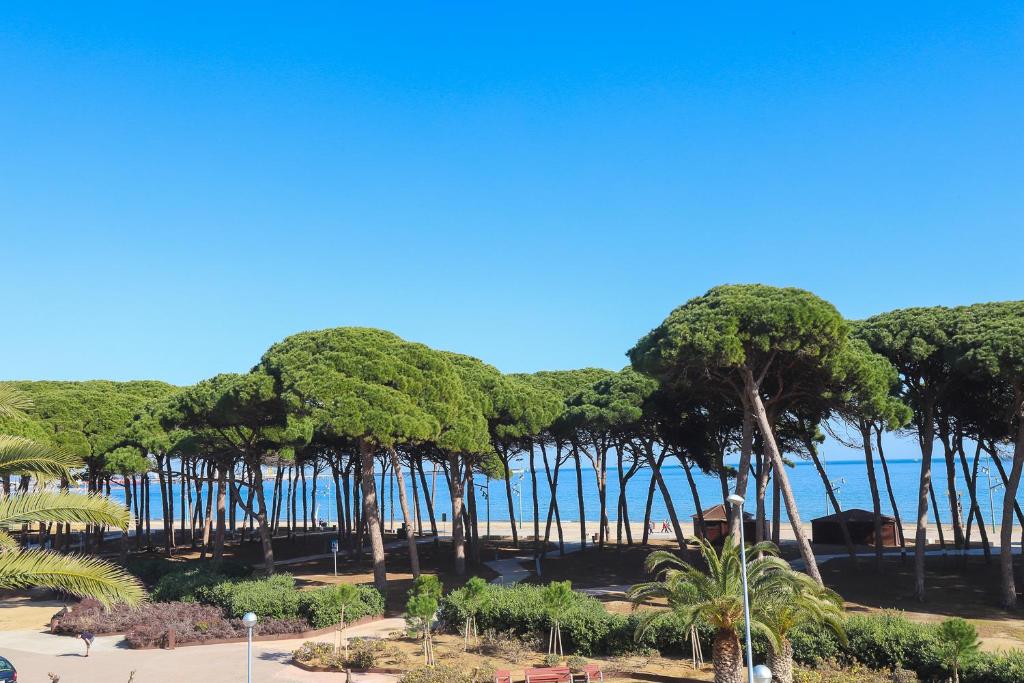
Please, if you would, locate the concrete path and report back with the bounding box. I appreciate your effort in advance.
[0,619,406,683]
[483,542,584,585]
[267,536,448,569]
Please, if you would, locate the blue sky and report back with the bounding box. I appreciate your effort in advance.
[3,3,1023,391]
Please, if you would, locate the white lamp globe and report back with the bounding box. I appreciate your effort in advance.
[242,612,258,629]
[752,664,773,683]
[727,494,745,507]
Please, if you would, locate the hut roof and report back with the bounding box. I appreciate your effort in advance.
[811,508,895,524]
[693,503,753,522]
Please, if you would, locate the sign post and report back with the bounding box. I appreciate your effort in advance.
[331,538,339,576]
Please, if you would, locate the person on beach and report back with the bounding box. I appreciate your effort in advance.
[648,520,655,535]
[660,520,670,533]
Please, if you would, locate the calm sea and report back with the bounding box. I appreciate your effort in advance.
[106,454,1024,529]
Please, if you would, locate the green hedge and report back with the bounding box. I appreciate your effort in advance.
[439,582,703,657]
[297,584,386,629]
[441,584,1023,683]
[200,573,301,620]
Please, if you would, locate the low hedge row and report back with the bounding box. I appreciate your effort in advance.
[440,583,1024,682]
[153,567,385,627]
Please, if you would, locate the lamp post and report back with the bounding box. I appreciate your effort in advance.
[727,494,770,683]
[242,611,258,683]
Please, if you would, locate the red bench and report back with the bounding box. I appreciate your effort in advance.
[525,667,571,683]
[583,663,604,682]
[494,671,512,683]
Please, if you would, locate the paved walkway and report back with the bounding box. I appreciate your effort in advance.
[484,542,584,585]
[0,619,406,683]
[266,535,448,569]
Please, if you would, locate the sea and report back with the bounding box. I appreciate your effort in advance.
[103,453,1024,530]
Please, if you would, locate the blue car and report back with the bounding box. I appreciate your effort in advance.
[0,656,15,682]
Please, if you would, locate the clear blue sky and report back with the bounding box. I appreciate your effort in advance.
[4,3,1023,388]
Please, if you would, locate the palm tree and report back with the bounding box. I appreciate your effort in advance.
[629,537,789,683]
[936,618,981,683]
[760,573,846,683]
[0,386,145,607]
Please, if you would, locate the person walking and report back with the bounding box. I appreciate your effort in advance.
[80,631,95,657]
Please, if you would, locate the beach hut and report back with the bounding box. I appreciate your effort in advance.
[811,508,898,546]
[692,504,757,543]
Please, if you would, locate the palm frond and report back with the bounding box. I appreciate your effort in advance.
[0,548,145,607]
[0,436,83,479]
[0,386,33,419]
[0,491,132,530]
[0,529,16,550]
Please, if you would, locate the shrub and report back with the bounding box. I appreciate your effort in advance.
[962,649,1024,683]
[567,655,588,671]
[543,653,561,666]
[151,566,230,602]
[477,629,537,663]
[297,584,385,629]
[202,573,301,620]
[348,639,379,669]
[293,641,336,664]
[399,664,470,683]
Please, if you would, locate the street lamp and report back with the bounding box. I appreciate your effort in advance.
[242,611,258,683]
[727,494,770,683]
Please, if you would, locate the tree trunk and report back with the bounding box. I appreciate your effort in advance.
[999,417,1024,608]
[744,371,821,584]
[388,448,420,577]
[771,467,781,545]
[913,401,936,601]
[450,453,467,575]
[731,407,754,538]
[213,465,227,561]
[499,449,518,547]
[711,630,742,683]
[875,426,907,557]
[958,439,991,562]
[416,457,438,537]
[573,445,587,549]
[768,637,794,683]
[359,440,388,591]
[643,448,683,549]
[754,451,769,542]
[681,455,704,546]
[528,441,540,552]
[860,422,885,572]
[641,453,660,545]
[808,445,857,562]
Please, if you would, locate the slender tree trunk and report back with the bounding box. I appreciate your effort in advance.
[930,482,946,550]
[744,371,821,584]
[999,416,1024,608]
[731,407,754,538]
[681,455,704,546]
[940,427,966,549]
[643,449,683,549]
[860,423,885,571]
[416,457,438,536]
[499,449,518,547]
[529,441,540,552]
[573,445,587,549]
[641,453,660,545]
[875,427,907,556]
[913,401,937,601]
[754,451,769,542]
[958,439,991,562]
[449,454,467,574]
[808,445,857,562]
[772,467,781,545]
[213,465,227,561]
[359,440,388,591]
[388,448,420,577]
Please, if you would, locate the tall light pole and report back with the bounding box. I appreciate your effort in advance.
[728,494,769,683]
[242,611,258,683]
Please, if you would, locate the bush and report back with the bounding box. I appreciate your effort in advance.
[151,565,232,602]
[962,649,1024,683]
[399,664,471,683]
[297,584,385,630]
[567,655,587,671]
[200,573,301,620]
[293,641,337,664]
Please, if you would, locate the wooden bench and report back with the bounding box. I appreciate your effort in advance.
[494,670,512,683]
[525,667,571,683]
[583,663,604,682]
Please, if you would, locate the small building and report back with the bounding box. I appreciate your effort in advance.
[811,508,898,546]
[693,504,757,543]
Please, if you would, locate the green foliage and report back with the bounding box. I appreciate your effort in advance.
[543,653,561,666]
[296,583,384,629]
[201,573,301,620]
[259,327,490,453]
[151,565,235,602]
[936,618,981,679]
[567,655,588,671]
